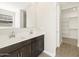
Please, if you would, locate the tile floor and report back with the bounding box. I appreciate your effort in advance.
[56,38,79,57]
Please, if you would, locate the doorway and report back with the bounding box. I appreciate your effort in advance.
[56,2,79,57]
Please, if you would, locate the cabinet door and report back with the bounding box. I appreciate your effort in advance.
[5,50,20,57]
[25,44,31,57]
[31,39,37,57]
[35,35,44,56]
[37,35,44,53]
[31,35,44,57]
[19,44,31,57]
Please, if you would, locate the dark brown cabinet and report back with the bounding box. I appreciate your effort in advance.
[7,50,20,57]
[0,35,44,57]
[31,38,37,57]
[31,35,44,57]
[37,35,44,54]
[19,44,31,57]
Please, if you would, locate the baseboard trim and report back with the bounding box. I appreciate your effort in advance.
[43,50,55,57]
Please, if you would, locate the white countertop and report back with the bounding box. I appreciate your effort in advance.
[0,28,45,49]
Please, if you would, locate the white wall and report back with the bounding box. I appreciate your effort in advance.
[26,3,37,28]
[61,7,78,39]
[60,3,79,40]
[60,2,79,10]
[35,3,57,56]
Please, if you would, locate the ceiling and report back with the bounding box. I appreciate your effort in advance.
[0,2,35,10]
[59,2,79,10]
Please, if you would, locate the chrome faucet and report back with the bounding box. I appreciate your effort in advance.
[9,30,15,38]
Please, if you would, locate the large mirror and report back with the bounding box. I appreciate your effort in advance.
[0,9,15,29]
[0,2,28,29]
[0,9,26,29]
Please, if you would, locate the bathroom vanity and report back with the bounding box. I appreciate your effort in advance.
[0,34,44,57]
